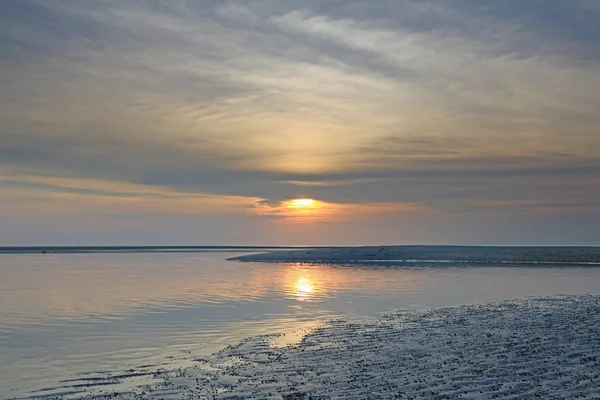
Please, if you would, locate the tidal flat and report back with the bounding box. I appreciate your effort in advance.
[38,294,600,399]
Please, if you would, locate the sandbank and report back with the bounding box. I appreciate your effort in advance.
[33,294,600,399]
[229,245,600,265]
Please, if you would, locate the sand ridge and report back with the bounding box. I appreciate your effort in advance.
[229,245,600,265]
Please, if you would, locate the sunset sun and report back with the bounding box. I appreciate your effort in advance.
[290,198,315,208]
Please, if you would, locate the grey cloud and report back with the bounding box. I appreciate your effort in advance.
[3,125,600,211]
[1,0,599,222]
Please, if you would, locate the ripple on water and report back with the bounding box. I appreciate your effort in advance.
[2,252,600,398]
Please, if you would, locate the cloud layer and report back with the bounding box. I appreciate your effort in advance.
[1,0,599,244]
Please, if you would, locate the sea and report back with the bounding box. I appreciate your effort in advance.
[1,246,600,399]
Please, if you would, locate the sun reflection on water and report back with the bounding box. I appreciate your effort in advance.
[295,276,313,300]
[285,267,321,301]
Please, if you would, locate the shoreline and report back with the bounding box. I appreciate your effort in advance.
[31,293,600,399]
[229,245,600,265]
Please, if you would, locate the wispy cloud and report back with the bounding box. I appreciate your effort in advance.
[1,0,599,243]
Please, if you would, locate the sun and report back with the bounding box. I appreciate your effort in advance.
[290,198,315,207]
[269,198,324,221]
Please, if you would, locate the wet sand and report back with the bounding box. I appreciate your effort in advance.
[36,294,600,399]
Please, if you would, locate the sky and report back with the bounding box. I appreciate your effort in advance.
[1,0,599,246]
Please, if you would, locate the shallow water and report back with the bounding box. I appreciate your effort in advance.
[1,250,600,398]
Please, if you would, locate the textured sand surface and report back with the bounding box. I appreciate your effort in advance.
[229,245,600,265]
[32,294,600,400]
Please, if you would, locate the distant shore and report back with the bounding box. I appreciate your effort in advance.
[0,245,327,255]
[229,245,600,264]
[62,294,600,399]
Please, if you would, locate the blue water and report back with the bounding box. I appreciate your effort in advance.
[1,249,600,398]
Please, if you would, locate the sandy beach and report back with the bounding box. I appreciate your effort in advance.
[34,293,600,400]
[229,246,600,265]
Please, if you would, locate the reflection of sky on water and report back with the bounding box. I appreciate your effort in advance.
[3,252,600,397]
[0,255,433,330]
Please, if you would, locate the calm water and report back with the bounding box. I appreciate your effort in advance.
[2,250,600,398]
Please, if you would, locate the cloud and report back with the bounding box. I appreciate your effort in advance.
[0,0,599,244]
[251,198,435,222]
[0,176,259,217]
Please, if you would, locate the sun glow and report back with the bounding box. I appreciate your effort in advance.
[253,197,341,222]
[290,198,315,207]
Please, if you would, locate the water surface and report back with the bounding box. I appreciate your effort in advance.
[1,250,600,398]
